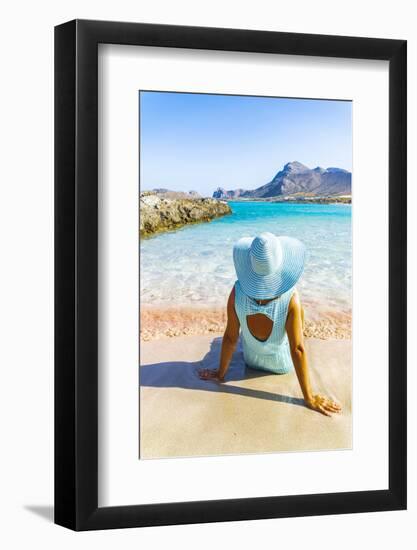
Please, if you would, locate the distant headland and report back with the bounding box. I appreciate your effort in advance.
[212,161,351,203]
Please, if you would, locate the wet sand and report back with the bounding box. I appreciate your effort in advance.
[140,305,352,341]
[140,334,352,459]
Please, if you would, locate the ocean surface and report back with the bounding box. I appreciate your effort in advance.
[140,201,352,338]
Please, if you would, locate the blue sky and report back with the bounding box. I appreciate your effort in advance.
[140,91,352,196]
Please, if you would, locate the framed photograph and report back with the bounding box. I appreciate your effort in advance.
[55,19,407,530]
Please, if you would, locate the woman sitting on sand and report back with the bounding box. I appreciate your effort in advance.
[198,232,341,417]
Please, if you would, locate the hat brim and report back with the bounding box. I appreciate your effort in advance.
[233,236,306,299]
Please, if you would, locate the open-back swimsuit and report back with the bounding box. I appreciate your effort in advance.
[234,280,294,374]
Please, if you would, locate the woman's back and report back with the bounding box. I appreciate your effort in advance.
[234,280,294,374]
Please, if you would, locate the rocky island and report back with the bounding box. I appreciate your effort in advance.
[140,191,231,237]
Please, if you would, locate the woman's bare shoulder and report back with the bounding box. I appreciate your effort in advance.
[230,285,236,300]
[288,288,301,310]
[227,285,236,309]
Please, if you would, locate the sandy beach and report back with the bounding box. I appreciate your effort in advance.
[140,333,352,459]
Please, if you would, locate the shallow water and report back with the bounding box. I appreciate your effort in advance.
[140,201,352,325]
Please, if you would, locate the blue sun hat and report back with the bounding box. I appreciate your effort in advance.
[233,232,306,300]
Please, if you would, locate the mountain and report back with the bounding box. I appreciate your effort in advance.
[212,161,351,199]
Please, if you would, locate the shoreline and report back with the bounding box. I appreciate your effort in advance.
[140,304,351,342]
[226,196,351,204]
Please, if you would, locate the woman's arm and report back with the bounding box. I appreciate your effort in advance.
[198,287,240,382]
[285,292,341,416]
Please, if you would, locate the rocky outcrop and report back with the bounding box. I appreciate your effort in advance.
[213,161,351,199]
[140,192,231,237]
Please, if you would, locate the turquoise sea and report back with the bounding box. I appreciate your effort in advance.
[140,201,352,326]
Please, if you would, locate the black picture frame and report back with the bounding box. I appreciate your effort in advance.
[55,19,407,531]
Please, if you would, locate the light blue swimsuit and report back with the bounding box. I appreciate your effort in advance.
[234,280,294,374]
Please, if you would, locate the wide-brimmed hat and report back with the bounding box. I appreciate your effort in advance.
[233,232,306,299]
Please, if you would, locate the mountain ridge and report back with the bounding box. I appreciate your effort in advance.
[213,161,351,199]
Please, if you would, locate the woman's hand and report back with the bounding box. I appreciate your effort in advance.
[305,394,341,416]
[198,368,224,382]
